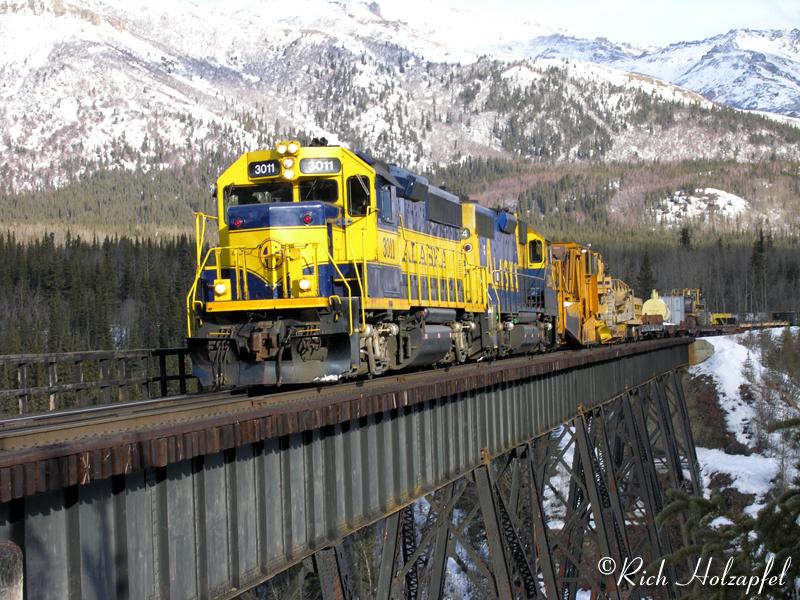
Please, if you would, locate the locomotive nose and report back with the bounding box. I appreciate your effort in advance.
[224,200,339,300]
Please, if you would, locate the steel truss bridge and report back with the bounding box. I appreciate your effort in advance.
[0,338,699,599]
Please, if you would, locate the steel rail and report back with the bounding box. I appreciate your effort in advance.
[0,392,232,451]
[0,393,199,426]
[0,339,690,455]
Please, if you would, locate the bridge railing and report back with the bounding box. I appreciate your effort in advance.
[0,348,198,416]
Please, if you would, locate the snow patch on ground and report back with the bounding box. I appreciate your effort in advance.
[656,188,749,225]
[691,333,758,445]
[696,447,779,500]
[501,64,542,88]
[691,328,793,446]
[691,328,799,516]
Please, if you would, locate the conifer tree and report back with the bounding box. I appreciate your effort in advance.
[636,249,656,297]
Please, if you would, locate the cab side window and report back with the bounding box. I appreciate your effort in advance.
[528,239,543,263]
[348,175,371,217]
[378,181,393,223]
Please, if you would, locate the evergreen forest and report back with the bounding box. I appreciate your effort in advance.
[0,226,797,356]
[0,234,195,355]
[1,154,798,355]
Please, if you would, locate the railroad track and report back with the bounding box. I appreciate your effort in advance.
[0,339,690,455]
[0,357,500,452]
[0,391,231,451]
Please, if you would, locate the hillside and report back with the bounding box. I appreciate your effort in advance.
[433,160,800,230]
[2,0,800,196]
[674,329,800,597]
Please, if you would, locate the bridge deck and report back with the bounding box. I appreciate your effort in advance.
[0,338,688,500]
[0,338,691,599]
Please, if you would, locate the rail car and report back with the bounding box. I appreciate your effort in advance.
[641,289,791,337]
[186,140,642,388]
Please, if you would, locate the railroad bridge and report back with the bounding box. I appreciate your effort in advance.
[0,338,700,599]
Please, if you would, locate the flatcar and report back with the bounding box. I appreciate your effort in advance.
[186,140,640,388]
[641,289,790,337]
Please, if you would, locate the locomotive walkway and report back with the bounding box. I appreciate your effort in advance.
[0,338,699,599]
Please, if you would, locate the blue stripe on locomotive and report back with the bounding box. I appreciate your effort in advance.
[227,200,340,230]
[394,197,460,240]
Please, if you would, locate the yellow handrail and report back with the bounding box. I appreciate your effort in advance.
[186,246,216,337]
[361,229,369,307]
[242,248,250,299]
[350,257,367,333]
[186,244,249,336]
[233,250,242,300]
[325,249,355,336]
[193,212,218,270]
[281,245,290,299]
[214,248,222,280]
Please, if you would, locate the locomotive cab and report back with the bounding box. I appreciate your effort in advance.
[188,141,381,387]
[518,224,558,347]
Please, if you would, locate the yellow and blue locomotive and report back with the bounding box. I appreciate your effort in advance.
[186,140,637,388]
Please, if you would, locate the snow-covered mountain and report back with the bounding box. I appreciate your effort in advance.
[368,4,800,117]
[496,28,800,117]
[616,29,800,117]
[1,0,800,192]
[491,34,637,65]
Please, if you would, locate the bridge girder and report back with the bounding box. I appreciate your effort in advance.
[294,370,700,599]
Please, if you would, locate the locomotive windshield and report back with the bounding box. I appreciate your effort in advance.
[226,183,292,205]
[299,178,338,203]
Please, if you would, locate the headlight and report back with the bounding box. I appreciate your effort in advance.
[214,281,228,295]
[282,157,295,169]
[463,243,473,252]
[283,169,295,179]
[287,141,300,154]
[276,142,288,154]
[461,227,471,239]
[298,278,312,291]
